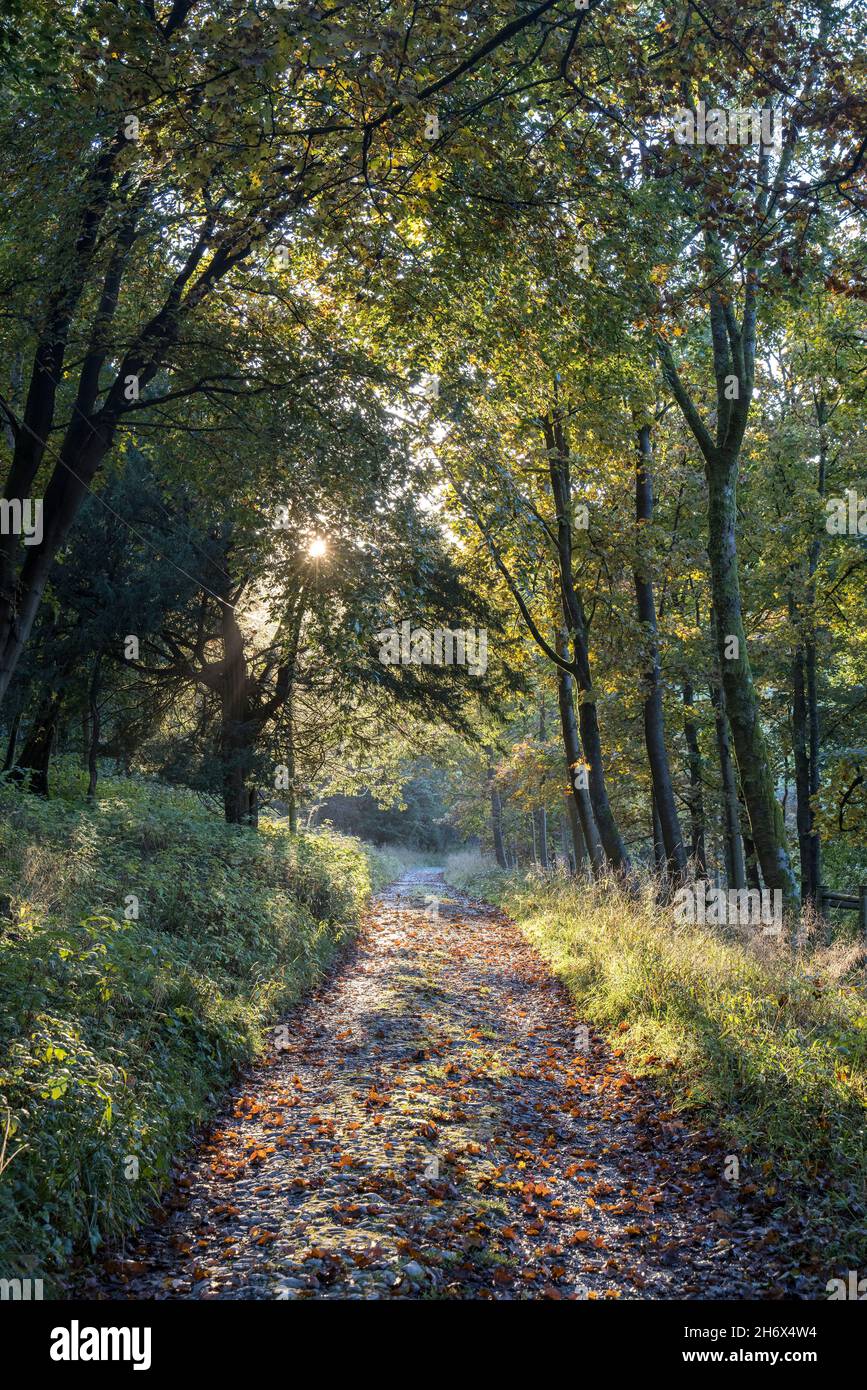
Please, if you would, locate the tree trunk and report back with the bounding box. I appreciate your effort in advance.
[220,601,257,826]
[545,415,631,876]
[559,811,573,873]
[555,629,604,875]
[793,394,827,912]
[651,792,667,874]
[0,139,125,709]
[807,403,826,908]
[741,810,762,891]
[0,106,235,709]
[14,691,62,795]
[0,424,114,709]
[278,596,306,834]
[564,794,586,875]
[286,786,298,835]
[285,677,298,834]
[682,681,707,876]
[489,767,508,868]
[3,708,21,772]
[658,302,798,908]
[710,678,747,890]
[634,425,687,878]
[791,643,818,908]
[706,453,797,905]
[535,698,549,868]
[805,636,821,905]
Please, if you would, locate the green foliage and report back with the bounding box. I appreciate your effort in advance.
[0,777,392,1288]
[448,855,867,1266]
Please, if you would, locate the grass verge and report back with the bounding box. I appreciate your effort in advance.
[0,777,397,1289]
[446,852,867,1268]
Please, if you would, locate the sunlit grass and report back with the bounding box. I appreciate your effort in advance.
[446,852,867,1266]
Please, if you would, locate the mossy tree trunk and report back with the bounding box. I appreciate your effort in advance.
[710,677,747,891]
[489,766,508,868]
[704,455,796,904]
[545,414,631,877]
[682,681,707,876]
[220,600,257,827]
[555,628,604,876]
[634,424,687,879]
[657,261,798,910]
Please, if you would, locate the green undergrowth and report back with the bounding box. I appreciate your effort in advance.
[446,853,867,1271]
[0,776,397,1289]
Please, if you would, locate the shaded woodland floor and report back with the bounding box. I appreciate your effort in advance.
[79,871,812,1300]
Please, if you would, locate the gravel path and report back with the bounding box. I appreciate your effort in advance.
[81,870,802,1300]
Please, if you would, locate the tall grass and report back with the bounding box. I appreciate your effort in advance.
[447,852,867,1266]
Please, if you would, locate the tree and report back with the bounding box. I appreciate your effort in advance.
[0,0,583,704]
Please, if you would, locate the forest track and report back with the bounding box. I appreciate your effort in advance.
[80,870,805,1301]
